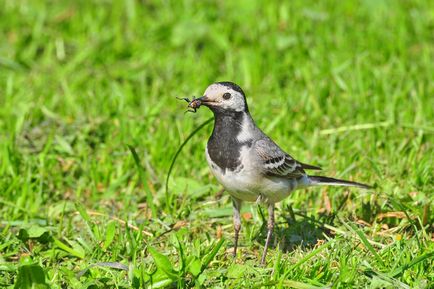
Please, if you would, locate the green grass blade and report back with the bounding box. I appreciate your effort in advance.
[103,221,116,250]
[200,238,225,273]
[282,280,325,289]
[128,145,156,217]
[348,223,385,267]
[164,117,213,209]
[14,264,48,289]
[288,240,333,272]
[148,246,178,280]
[388,251,434,278]
[53,237,85,259]
[75,203,97,241]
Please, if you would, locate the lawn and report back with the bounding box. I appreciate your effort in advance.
[0,0,433,288]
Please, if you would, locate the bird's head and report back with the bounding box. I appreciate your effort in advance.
[190,82,249,114]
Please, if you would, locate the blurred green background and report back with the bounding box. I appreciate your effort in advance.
[0,0,433,288]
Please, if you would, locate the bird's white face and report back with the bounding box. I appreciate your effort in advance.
[200,83,247,112]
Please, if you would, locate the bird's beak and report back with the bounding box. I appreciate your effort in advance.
[196,95,211,105]
[188,95,217,109]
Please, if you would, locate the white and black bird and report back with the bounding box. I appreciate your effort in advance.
[187,81,371,264]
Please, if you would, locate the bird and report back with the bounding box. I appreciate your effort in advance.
[188,81,371,264]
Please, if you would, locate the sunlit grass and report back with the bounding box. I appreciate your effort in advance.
[0,0,432,288]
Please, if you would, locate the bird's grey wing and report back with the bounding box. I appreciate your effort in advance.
[254,138,307,178]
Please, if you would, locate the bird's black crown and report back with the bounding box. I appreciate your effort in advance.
[216,81,245,96]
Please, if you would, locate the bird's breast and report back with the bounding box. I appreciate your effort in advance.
[205,145,302,203]
[205,145,263,201]
[204,112,299,202]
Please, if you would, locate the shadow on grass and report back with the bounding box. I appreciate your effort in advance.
[254,205,338,253]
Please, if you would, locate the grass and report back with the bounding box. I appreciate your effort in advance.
[0,0,433,288]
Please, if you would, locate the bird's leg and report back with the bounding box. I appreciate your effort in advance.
[232,197,242,257]
[260,203,275,265]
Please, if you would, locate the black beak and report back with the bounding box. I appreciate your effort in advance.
[195,95,208,104]
[193,95,217,107]
[187,95,216,110]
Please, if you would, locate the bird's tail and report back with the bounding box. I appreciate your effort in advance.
[309,175,371,189]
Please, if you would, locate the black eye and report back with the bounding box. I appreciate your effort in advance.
[223,92,231,100]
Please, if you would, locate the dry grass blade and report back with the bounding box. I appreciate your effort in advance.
[77,210,153,237]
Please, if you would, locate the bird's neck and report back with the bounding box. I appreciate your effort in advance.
[211,110,249,138]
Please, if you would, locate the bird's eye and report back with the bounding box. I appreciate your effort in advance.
[223,92,231,100]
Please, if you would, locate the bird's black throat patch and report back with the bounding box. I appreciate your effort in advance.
[207,111,252,172]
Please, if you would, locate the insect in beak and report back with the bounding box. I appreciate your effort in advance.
[177,96,202,113]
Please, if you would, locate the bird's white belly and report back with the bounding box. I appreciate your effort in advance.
[207,159,301,203]
[212,168,263,202]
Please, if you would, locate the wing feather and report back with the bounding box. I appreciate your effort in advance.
[254,138,308,178]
